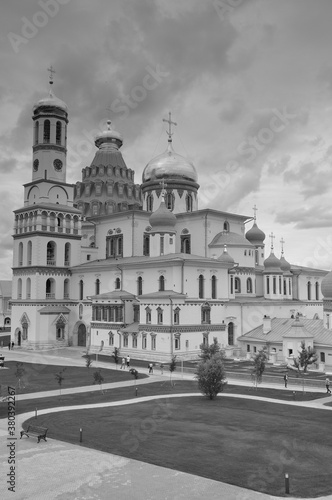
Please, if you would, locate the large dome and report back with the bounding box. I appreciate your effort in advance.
[33,89,68,113]
[142,142,198,183]
[264,252,282,273]
[95,120,123,149]
[246,222,265,245]
[321,271,332,298]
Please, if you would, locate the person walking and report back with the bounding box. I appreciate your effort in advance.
[283,373,288,388]
[148,362,153,374]
[326,377,331,394]
[160,363,164,375]
[121,357,125,370]
[126,355,130,369]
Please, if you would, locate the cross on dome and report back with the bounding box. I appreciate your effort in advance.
[252,204,258,221]
[163,111,177,143]
[269,232,275,251]
[280,237,285,255]
[159,178,167,200]
[47,65,56,85]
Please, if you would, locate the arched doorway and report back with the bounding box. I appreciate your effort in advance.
[15,329,21,347]
[228,322,234,346]
[78,324,86,346]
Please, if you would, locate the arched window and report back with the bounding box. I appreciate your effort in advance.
[34,121,39,145]
[46,278,55,299]
[174,307,180,325]
[234,277,241,293]
[273,276,276,294]
[165,192,174,211]
[186,193,193,212]
[198,274,204,299]
[223,221,229,232]
[43,120,50,143]
[56,121,62,145]
[143,234,150,256]
[26,278,31,299]
[95,279,100,295]
[307,281,311,300]
[157,307,163,324]
[180,235,191,254]
[79,280,84,300]
[145,307,151,324]
[64,279,70,299]
[18,242,23,266]
[64,243,70,266]
[201,302,211,324]
[115,277,121,290]
[283,279,287,295]
[266,276,270,294]
[47,241,56,265]
[211,275,217,299]
[315,281,319,301]
[246,278,252,293]
[147,194,153,212]
[159,275,165,291]
[137,276,143,295]
[27,240,32,265]
[17,278,22,299]
[228,322,234,345]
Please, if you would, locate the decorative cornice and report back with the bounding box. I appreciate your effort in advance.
[90,322,124,329]
[33,144,67,154]
[13,267,72,277]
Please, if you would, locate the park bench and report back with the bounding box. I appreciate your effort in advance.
[20,425,48,443]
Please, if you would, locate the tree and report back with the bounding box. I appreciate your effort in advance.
[251,348,268,388]
[112,347,120,369]
[195,356,227,400]
[169,355,177,386]
[292,341,318,373]
[199,337,222,361]
[55,368,66,399]
[15,362,26,389]
[93,369,104,393]
[85,351,93,369]
[129,368,139,380]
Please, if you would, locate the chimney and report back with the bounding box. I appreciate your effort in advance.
[263,315,271,334]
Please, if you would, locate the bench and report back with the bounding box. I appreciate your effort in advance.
[20,425,48,443]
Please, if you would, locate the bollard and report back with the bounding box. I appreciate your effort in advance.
[35,408,37,419]
[135,387,138,397]
[80,428,83,443]
[285,473,290,494]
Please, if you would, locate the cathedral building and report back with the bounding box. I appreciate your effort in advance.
[10,80,329,364]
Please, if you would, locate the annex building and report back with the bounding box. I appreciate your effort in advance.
[10,79,332,368]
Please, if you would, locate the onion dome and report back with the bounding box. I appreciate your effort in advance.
[321,271,332,298]
[149,194,177,233]
[280,255,291,273]
[246,222,265,246]
[263,252,282,273]
[95,120,123,149]
[142,142,197,183]
[209,231,253,248]
[33,88,68,113]
[217,245,235,264]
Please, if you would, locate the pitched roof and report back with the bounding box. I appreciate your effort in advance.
[238,317,332,346]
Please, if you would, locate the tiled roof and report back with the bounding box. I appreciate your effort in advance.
[239,317,332,346]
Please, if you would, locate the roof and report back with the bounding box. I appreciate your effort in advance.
[0,281,12,296]
[209,231,253,248]
[38,306,70,314]
[238,317,332,346]
[90,290,136,301]
[139,290,187,300]
[119,322,139,333]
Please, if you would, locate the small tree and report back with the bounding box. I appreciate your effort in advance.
[195,356,227,400]
[129,368,139,381]
[169,355,177,386]
[93,369,104,393]
[292,341,318,373]
[199,337,221,361]
[251,348,268,388]
[55,368,66,399]
[112,347,120,369]
[15,362,26,390]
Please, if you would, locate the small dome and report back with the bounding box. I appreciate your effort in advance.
[149,196,177,233]
[33,89,67,113]
[95,120,123,149]
[246,222,265,245]
[280,255,291,272]
[264,252,282,273]
[217,245,235,264]
[142,142,197,184]
[321,271,332,298]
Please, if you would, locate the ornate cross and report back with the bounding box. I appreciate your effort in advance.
[159,178,167,195]
[269,232,275,251]
[163,111,177,142]
[252,204,258,220]
[280,237,285,255]
[47,65,56,85]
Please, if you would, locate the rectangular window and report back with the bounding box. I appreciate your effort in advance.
[132,336,137,348]
[175,337,180,350]
[123,336,128,348]
[151,336,156,350]
[106,235,123,258]
[109,335,114,346]
[320,352,325,362]
[247,344,250,352]
[160,235,164,255]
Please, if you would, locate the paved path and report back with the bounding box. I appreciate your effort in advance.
[1,348,332,500]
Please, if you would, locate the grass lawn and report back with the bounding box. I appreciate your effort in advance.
[0,361,147,395]
[24,396,332,498]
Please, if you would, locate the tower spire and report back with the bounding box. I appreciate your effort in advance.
[163,111,177,143]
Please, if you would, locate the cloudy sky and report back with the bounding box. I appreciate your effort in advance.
[1,0,332,279]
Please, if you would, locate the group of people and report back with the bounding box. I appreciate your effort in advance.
[120,355,131,369]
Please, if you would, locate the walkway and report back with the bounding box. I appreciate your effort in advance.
[1,348,332,500]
